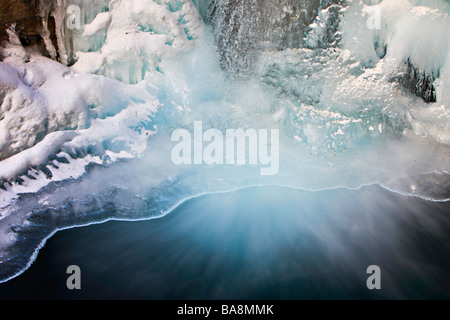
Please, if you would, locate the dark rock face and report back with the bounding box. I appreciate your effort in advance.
[0,0,74,64]
[400,60,437,103]
[0,1,49,57]
[0,0,40,43]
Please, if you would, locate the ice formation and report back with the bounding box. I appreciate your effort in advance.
[0,0,449,282]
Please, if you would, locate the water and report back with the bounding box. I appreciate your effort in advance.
[1,185,449,300]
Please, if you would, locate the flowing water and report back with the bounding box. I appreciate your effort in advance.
[1,186,449,299]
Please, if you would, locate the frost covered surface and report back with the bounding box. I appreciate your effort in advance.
[72,0,204,83]
[0,0,449,282]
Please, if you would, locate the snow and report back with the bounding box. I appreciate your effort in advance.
[0,32,160,207]
[82,12,112,37]
[72,0,204,84]
[0,0,448,204]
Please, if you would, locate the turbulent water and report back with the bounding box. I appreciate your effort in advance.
[0,0,449,284]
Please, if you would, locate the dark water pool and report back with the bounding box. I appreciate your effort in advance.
[0,185,449,300]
